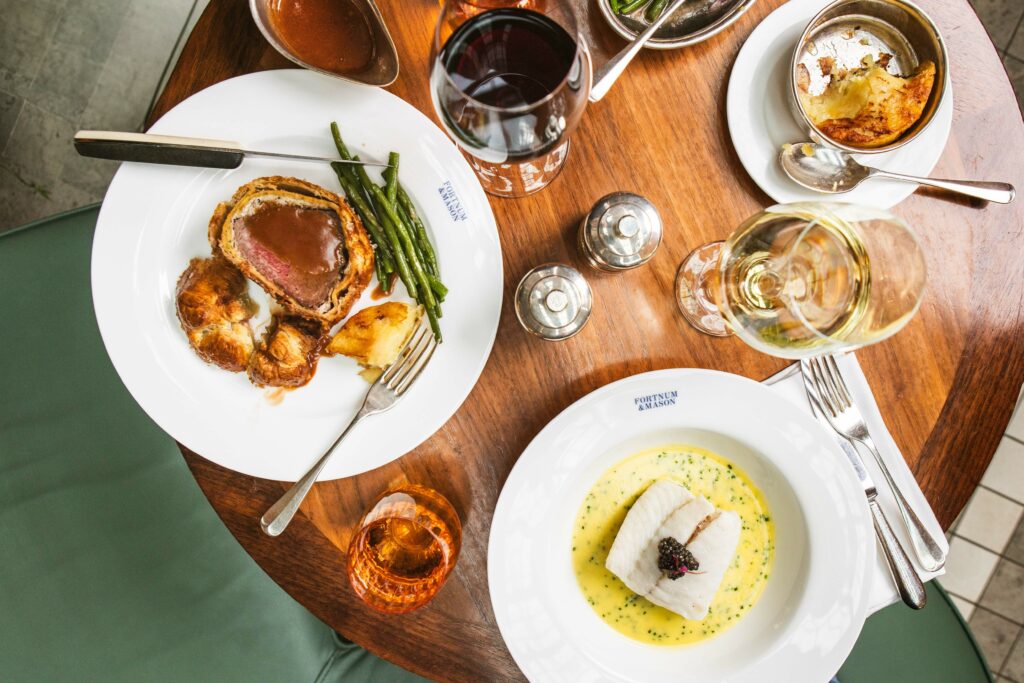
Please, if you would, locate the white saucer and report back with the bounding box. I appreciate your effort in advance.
[726,0,953,209]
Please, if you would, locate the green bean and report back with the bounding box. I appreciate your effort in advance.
[370,198,419,298]
[424,304,442,340]
[373,251,387,284]
[427,274,448,301]
[609,0,621,11]
[329,122,359,180]
[371,186,438,306]
[333,166,395,272]
[381,205,442,337]
[330,125,395,277]
[331,123,379,225]
[617,0,650,13]
[335,172,388,271]
[331,123,443,338]
[395,186,439,275]
[645,0,668,21]
[351,158,418,298]
[362,180,443,335]
[331,124,438,278]
[395,202,436,277]
[385,152,399,208]
[344,165,411,299]
[338,174,392,287]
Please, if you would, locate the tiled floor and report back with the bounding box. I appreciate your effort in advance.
[0,0,202,232]
[941,403,1024,681]
[973,0,1024,114]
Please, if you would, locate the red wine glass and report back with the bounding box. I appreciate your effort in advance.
[430,0,592,198]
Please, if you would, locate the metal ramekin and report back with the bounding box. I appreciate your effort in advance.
[789,0,948,154]
[250,0,399,87]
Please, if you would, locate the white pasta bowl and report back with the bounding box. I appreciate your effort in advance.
[488,368,874,682]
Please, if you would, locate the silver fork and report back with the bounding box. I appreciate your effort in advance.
[806,355,946,572]
[260,324,438,537]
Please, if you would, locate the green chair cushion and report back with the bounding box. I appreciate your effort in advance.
[0,206,424,683]
[838,581,992,682]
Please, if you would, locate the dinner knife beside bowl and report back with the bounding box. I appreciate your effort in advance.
[73,131,389,170]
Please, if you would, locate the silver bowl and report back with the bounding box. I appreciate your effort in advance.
[597,0,756,50]
[250,0,399,87]
[789,0,948,154]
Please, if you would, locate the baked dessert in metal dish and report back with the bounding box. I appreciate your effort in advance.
[798,56,936,149]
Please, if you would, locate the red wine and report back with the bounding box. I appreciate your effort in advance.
[440,9,578,109]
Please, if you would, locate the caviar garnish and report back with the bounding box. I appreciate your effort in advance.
[657,536,700,579]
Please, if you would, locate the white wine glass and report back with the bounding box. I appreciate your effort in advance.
[675,202,926,359]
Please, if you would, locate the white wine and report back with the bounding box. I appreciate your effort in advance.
[716,204,924,359]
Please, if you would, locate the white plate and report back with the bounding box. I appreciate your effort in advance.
[91,70,502,481]
[726,0,953,209]
[488,369,874,683]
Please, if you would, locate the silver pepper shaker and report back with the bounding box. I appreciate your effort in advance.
[578,192,663,272]
[514,264,593,341]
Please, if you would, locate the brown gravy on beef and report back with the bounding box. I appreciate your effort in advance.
[233,201,344,308]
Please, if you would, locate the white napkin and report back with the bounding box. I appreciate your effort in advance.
[763,353,947,613]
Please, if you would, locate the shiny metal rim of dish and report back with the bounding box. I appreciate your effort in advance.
[596,0,757,50]
[787,0,949,155]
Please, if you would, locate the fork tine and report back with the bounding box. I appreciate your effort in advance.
[395,337,437,396]
[800,361,829,416]
[378,325,427,385]
[810,357,838,416]
[825,355,853,407]
[391,335,436,395]
[387,329,433,390]
[820,355,850,409]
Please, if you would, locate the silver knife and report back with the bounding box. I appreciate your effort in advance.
[73,131,389,170]
[799,361,927,610]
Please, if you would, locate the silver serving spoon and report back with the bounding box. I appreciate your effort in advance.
[590,0,689,102]
[780,142,1016,204]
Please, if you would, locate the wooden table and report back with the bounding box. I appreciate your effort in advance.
[150,0,1024,679]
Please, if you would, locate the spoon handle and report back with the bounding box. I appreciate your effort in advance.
[589,0,688,103]
[874,170,1016,204]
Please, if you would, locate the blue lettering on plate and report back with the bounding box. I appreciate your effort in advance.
[438,180,467,222]
[634,390,679,412]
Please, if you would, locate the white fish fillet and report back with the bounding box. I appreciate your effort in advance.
[605,480,693,595]
[625,496,715,596]
[603,479,742,621]
[646,510,741,620]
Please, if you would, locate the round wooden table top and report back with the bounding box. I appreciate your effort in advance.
[150,0,1024,679]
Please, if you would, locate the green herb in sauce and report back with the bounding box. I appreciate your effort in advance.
[571,445,774,646]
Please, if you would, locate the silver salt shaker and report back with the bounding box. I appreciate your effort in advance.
[514,264,593,341]
[579,192,662,272]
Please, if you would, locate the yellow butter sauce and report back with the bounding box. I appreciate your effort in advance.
[571,445,774,646]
